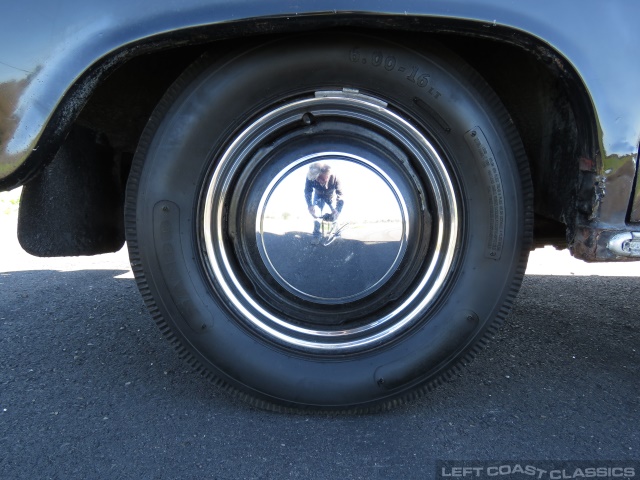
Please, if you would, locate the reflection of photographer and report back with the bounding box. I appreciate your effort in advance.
[304,163,344,242]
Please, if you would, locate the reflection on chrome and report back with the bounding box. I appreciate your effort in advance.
[257,155,408,304]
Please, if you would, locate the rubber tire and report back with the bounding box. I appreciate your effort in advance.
[125,34,532,412]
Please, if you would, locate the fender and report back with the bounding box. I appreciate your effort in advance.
[1,0,639,259]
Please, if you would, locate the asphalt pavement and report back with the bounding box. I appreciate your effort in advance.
[0,211,639,479]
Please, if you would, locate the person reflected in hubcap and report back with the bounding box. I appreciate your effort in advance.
[305,162,345,244]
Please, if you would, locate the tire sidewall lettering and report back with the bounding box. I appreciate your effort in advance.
[349,46,439,98]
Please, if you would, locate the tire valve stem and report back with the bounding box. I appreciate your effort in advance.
[302,113,314,125]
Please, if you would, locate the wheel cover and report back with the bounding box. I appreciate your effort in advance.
[257,151,409,304]
[201,91,458,352]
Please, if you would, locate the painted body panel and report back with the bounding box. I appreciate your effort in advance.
[0,1,638,241]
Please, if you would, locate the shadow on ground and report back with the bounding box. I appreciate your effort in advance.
[0,268,638,479]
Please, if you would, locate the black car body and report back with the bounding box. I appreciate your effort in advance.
[1,1,638,410]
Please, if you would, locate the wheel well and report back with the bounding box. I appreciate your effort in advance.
[442,35,592,247]
[21,24,594,255]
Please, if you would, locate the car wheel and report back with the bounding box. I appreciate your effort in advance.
[125,34,532,411]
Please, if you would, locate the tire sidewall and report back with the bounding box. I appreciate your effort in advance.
[130,34,528,408]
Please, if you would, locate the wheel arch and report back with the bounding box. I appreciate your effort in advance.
[14,17,596,255]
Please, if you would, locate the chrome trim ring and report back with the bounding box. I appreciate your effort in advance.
[201,91,458,352]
